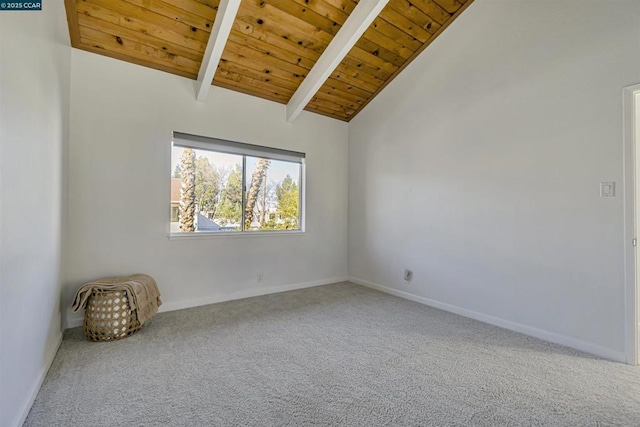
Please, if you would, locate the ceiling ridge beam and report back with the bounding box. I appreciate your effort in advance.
[195,0,241,102]
[285,0,390,123]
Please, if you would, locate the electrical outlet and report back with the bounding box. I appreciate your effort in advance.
[257,273,263,282]
[404,269,413,283]
[600,182,615,197]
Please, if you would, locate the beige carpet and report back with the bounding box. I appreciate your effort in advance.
[25,282,640,426]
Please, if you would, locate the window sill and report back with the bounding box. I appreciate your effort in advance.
[168,230,305,240]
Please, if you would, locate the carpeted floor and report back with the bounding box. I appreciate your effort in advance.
[25,282,640,426]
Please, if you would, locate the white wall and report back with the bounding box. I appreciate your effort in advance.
[0,3,71,427]
[64,50,349,326]
[348,0,640,361]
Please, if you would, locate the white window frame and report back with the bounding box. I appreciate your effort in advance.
[169,132,306,239]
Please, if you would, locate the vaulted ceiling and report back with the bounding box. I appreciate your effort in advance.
[64,0,473,121]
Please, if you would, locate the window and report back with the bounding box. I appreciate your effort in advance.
[170,132,304,234]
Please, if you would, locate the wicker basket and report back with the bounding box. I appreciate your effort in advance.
[83,289,142,342]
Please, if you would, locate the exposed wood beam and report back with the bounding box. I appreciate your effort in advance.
[195,0,241,102]
[285,0,390,122]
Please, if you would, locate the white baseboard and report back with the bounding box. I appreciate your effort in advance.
[349,276,626,363]
[66,277,348,329]
[10,332,63,427]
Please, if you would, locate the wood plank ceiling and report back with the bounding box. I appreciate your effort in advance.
[65,0,473,121]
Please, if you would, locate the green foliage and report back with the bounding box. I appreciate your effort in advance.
[216,164,242,225]
[276,175,299,229]
[195,156,220,216]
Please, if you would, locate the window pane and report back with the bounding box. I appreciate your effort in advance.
[244,156,301,231]
[171,146,242,232]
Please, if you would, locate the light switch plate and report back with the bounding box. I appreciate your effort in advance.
[600,182,615,197]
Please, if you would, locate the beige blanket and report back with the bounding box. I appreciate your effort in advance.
[71,274,162,325]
